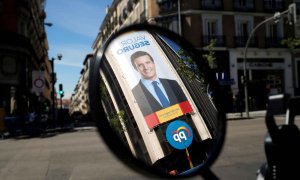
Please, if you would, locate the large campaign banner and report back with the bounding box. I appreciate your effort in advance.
[105,31,193,129]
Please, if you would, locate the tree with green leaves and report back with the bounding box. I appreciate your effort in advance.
[203,38,217,69]
[281,38,300,53]
[110,110,126,134]
[176,38,217,89]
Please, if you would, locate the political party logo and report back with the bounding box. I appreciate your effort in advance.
[166,120,193,150]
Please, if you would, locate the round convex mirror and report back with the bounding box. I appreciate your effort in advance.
[89,24,226,179]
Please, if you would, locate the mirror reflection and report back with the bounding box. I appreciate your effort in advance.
[98,29,220,176]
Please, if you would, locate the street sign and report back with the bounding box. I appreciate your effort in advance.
[32,71,45,93]
[166,120,193,150]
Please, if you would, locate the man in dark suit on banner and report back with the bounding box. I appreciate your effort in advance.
[131,51,188,117]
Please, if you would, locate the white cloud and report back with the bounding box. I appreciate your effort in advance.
[48,44,92,68]
[56,61,83,68]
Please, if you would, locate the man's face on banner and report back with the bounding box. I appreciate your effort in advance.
[134,55,157,81]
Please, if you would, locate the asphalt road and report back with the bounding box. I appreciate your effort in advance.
[212,118,266,179]
[0,117,278,180]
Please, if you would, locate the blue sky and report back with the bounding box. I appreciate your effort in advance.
[45,0,112,99]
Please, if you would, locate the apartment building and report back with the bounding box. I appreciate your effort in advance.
[69,54,93,118]
[92,0,300,111]
[0,0,52,117]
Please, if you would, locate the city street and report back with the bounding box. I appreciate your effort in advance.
[1,1,300,180]
[0,115,285,180]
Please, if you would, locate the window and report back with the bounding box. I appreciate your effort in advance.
[233,0,254,10]
[269,24,278,38]
[266,20,283,38]
[265,0,281,7]
[202,0,222,9]
[168,17,178,34]
[202,15,223,46]
[241,22,249,37]
[238,0,247,6]
[157,16,179,34]
[265,20,284,47]
[202,15,222,36]
[264,0,283,12]
[234,16,253,46]
[207,20,217,36]
[235,16,253,38]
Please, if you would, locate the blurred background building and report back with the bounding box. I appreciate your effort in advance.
[70,0,299,114]
[69,54,93,121]
[0,0,53,121]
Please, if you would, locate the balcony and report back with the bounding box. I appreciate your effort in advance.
[264,0,284,12]
[233,0,254,11]
[158,1,178,14]
[202,35,225,47]
[265,37,286,48]
[201,0,222,10]
[235,36,257,47]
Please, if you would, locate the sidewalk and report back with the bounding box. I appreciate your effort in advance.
[226,110,266,120]
[0,122,97,140]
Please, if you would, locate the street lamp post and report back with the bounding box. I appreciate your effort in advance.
[49,54,62,125]
[177,0,181,36]
[243,3,296,118]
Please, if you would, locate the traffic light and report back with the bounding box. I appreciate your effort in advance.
[241,76,246,84]
[58,83,64,97]
[288,3,297,25]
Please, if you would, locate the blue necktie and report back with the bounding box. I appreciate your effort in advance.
[152,81,170,108]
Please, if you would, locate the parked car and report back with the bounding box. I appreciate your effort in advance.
[4,112,43,137]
